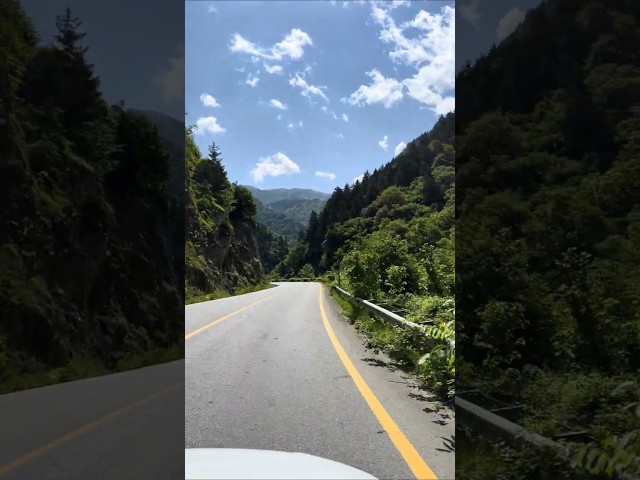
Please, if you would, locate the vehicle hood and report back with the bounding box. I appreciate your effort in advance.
[185,448,378,479]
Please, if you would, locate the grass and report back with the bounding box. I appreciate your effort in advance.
[0,343,184,395]
[185,282,276,305]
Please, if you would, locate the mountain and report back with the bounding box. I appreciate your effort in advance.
[267,198,328,226]
[130,109,183,200]
[0,2,182,392]
[454,0,639,476]
[242,186,331,204]
[255,201,305,245]
[185,135,265,299]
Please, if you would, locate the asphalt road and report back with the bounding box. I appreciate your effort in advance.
[0,360,184,479]
[185,282,455,480]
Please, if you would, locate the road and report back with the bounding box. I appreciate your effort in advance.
[0,360,184,479]
[185,282,454,480]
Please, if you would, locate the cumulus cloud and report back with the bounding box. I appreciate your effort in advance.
[289,74,328,101]
[378,134,389,151]
[207,4,217,13]
[342,113,349,122]
[200,93,220,108]
[229,28,313,61]
[315,171,336,180]
[264,64,284,74]
[496,7,525,41]
[343,69,404,108]
[246,73,260,87]
[394,141,407,156]
[344,4,454,114]
[353,174,365,184]
[154,46,184,105]
[195,116,225,134]
[250,152,300,182]
[270,99,288,110]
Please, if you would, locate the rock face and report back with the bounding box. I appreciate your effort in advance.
[184,129,264,299]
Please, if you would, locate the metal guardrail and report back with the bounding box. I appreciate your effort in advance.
[270,278,315,282]
[332,285,422,330]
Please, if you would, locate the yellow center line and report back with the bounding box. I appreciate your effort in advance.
[185,295,275,340]
[0,382,182,477]
[318,285,438,480]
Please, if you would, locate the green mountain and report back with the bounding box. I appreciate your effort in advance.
[185,136,265,299]
[267,198,328,226]
[255,201,305,245]
[0,3,182,392]
[242,186,330,204]
[455,0,639,477]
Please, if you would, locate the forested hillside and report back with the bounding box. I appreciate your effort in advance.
[0,2,183,391]
[456,0,640,477]
[274,113,455,395]
[255,200,305,245]
[185,132,267,300]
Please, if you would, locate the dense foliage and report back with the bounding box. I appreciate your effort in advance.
[0,2,183,391]
[185,131,268,300]
[456,0,639,477]
[255,199,305,245]
[276,113,456,396]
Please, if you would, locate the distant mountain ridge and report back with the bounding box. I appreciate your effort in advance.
[242,186,331,204]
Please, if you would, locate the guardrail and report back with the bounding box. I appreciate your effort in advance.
[331,285,423,330]
[270,278,315,282]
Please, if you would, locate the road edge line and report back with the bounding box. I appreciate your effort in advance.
[318,285,438,480]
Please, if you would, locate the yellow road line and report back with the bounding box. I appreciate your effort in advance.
[0,382,182,477]
[185,295,274,340]
[318,285,438,480]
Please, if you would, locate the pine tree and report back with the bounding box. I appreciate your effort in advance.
[54,7,88,58]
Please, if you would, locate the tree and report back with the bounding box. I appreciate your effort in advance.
[55,7,88,58]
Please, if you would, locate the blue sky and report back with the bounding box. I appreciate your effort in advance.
[186,0,454,193]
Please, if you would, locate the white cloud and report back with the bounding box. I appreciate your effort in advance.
[200,93,220,108]
[315,171,336,180]
[299,120,303,128]
[330,0,336,4]
[277,114,282,120]
[229,28,313,61]
[235,67,245,72]
[289,74,329,101]
[321,106,328,112]
[460,0,481,27]
[496,7,525,41]
[154,47,184,105]
[353,174,364,184]
[246,73,260,87]
[342,113,349,122]
[195,116,225,134]
[394,141,407,156]
[343,69,404,108]
[388,0,410,8]
[286,123,295,129]
[378,134,389,151]
[250,152,300,182]
[332,111,338,120]
[270,99,288,110]
[403,66,455,114]
[264,64,284,74]
[337,133,344,139]
[207,4,217,13]
[348,4,454,113]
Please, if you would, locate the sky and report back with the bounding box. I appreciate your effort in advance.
[186,0,455,193]
[456,0,544,72]
[20,0,184,119]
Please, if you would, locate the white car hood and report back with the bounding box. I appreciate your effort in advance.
[185,448,378,479]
